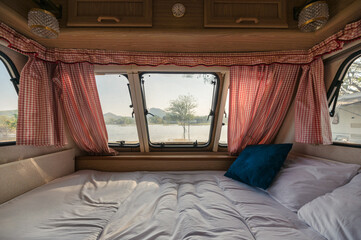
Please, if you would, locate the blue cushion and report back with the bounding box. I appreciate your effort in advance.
[225,144,293,189]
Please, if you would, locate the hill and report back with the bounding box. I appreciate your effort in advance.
[0,110,17,117]
[149,108,166,118]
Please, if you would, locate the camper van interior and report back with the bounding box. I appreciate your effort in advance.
[0,0,360,239]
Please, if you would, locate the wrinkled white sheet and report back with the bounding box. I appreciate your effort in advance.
[0,170,325,240]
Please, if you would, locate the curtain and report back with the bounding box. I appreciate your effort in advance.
[17,57,65,146]
[53,62,115,154]
[295,58,332,144]
[1,19,361,66]
[228,64,300,154]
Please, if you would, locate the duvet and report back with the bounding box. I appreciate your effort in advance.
[0,170,325,240]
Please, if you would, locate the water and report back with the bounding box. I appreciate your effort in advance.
[0,124,228,144]
[106,124,228,143]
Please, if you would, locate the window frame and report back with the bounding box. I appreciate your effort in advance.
[93,65,230,152]
[0,51,20,146]
[327,49,361,148]
[218,87,229,149]
[139,71,220,149]
[94,72,141,150]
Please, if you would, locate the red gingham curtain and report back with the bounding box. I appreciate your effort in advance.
[1,19,361,66]
[17,57,66,146]
[295,58,332,144]
[53,62,115,154]
[228,64,300,154]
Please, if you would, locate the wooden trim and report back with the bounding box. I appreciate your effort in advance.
[212,72,229,151]
[128,72,149,152]
[76,153,236,171]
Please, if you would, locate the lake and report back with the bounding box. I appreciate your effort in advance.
[106,124,228,143]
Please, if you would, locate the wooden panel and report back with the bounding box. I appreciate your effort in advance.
[67,0,152,27]
[152,0,203,28]
[76,153,236,171]
[327,0,357,18]
[204,0,288,28]
[0,1,361,53]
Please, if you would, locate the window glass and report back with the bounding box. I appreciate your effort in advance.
[0,60,18,143]
[331,56,361,145]
[219,89,229,145]
[141,73,218,146]
[95,74,139,145]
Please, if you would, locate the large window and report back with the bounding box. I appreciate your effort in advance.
[140,73,219,147]
[328,50,361,146]
[95,74,139,146]
[0,51,19,145]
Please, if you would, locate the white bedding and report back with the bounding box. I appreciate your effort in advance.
[0,170,325,240]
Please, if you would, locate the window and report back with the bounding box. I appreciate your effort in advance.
[219,89,229,145]
[0,51,19,145]
[328,50,361,146]
[95,74,139,146]
[140,72,219,147]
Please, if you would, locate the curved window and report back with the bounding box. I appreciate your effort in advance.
[0,51,20,145]
[327,50,361,146]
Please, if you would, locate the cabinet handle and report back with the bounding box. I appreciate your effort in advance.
[97,16,120,23]
[235,17,259,24]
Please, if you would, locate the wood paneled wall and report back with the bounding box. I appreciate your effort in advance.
[76,153,236,172]
[0,0,359,52]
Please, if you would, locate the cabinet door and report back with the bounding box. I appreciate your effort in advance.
[68,0,152,27]
[204,0,288,28]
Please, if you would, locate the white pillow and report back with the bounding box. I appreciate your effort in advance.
[267,154,360,212]
[298,173,361,240]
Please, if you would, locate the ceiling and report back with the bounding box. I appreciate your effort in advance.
[0,0,360,53]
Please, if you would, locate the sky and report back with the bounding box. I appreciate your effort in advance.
[0,62,18,111]
[0,64,222,117]
[95,73,217,117]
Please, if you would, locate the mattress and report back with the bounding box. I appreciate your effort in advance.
[0,170,325,240]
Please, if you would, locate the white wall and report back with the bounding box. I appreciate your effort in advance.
[0,45,82,164]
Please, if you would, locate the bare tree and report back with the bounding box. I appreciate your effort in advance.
[340,58,361,96]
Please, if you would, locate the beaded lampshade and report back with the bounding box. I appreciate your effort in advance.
[28,8,60,39]
[298,1,329,32]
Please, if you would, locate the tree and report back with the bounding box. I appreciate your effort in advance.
[166,94,197,140]
[340,58,361,96]
[0,114,17,138]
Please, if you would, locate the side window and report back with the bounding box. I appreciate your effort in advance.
[95,74,139,147]
[328,50,361,146]
[140,72,219,147]
[219,89,229,146]
[0,51,19,145]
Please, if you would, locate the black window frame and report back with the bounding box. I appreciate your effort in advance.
[327,49,361,148]
[139,72,220,149]
[0,51,20,146]
[95,73,140,148]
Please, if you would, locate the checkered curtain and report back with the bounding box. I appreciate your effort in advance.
[17,57,66,146]
[2,19,361,66]
[53,62,115,154]
[228,64,300,154]
[295,58,332,144]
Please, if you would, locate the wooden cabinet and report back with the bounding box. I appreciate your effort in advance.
[204,0,288,28]
[67,0,152,27]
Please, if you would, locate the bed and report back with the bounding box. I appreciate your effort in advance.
[0,153,360,240]
[0,170,324,240]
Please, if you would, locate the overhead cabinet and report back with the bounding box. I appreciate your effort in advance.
[67,0,152,27]
[204,0,288,28]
